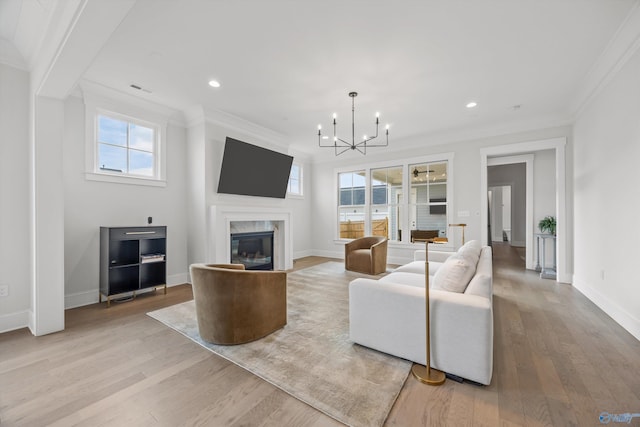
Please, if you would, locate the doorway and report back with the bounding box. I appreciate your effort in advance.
[486,156,531,268]
[480,137,567,282]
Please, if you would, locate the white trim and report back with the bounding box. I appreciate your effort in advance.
[85,172,167,187]
[571,3,640,118]
[487,154,534,269]
[64,273,189,309]
[480,137,569,283]
[209,206,294,271]
[573,275,640,342]
[293,249,314,260]
[0,310,30,334]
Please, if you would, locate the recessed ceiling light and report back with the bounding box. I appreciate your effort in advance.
[466,101,477,108]
[208,80,221,88]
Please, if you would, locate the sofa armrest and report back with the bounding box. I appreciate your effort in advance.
[349,278,493,385]
[414,250,454,263]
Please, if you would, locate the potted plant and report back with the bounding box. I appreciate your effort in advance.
[538,216,556,235]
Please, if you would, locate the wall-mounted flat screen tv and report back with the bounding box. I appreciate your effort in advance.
[217,137,294,199]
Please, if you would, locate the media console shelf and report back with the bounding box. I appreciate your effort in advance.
[100,226,167,307]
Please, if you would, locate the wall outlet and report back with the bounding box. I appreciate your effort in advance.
[0,284,8,297]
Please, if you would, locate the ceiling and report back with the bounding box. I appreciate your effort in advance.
[3,0,638,156]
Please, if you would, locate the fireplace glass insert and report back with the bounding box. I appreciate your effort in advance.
[230,231,274,270]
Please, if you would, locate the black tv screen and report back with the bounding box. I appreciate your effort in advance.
[217,137,294,199]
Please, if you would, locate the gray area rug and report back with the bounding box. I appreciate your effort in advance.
[147,262,411,427]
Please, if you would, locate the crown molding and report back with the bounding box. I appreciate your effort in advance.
[204,107,290,149]
[79,79,184,126]
[570,2,640,118]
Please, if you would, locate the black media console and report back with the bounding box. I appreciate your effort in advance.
[99,226,167,307]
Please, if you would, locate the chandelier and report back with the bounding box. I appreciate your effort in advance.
[317,91,389,155]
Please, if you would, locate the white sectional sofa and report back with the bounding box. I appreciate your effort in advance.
[349,241,494,385]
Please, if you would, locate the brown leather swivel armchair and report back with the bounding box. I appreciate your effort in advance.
[344,236,388,275]
[189,263,287,345]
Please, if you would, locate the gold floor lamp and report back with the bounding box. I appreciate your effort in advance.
[411,239,446,385]
[412,224,467,385]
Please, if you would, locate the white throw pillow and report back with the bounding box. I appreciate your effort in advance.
[432,254,476,293]
[457,240,481,265]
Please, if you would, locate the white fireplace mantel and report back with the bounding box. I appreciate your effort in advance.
[209,205,293,270]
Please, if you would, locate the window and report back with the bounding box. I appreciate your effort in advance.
[287,163,303,196]
[97,114,156,177]
[83,85,168,187]
[336,155,452,244]
[338,171,366,239]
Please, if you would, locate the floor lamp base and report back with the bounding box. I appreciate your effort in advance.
[411,364,446,386]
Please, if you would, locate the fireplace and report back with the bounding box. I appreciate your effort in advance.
[210,206,293,270]
[230,231,274,270]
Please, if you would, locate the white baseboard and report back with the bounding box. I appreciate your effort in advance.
[65,290,98,309]
[573,275,640,342]
[167,273,189,286]
[293,249,314,260]
[0,310,30,334]
[310,249,344,259]
[64,271,190,310]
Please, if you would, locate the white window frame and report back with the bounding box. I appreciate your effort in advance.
[83,87,168,187]
[287,162,303,197]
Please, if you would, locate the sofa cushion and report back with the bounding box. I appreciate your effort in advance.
[432,254,476,293]
[379,272,427,288]
[394,260,443,276]
[457,240,481,265]
[464,273,491,297]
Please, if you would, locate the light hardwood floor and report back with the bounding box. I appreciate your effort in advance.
[1,244,639,426]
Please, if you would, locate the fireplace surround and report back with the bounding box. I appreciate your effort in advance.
[209,206,293,271]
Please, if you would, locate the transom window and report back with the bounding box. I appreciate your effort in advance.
[97,113,157,177]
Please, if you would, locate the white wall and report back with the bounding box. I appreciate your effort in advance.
[311,126,572,265]
[573,46,640,340]
[0,64,31,332]
[63,96,189,308]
